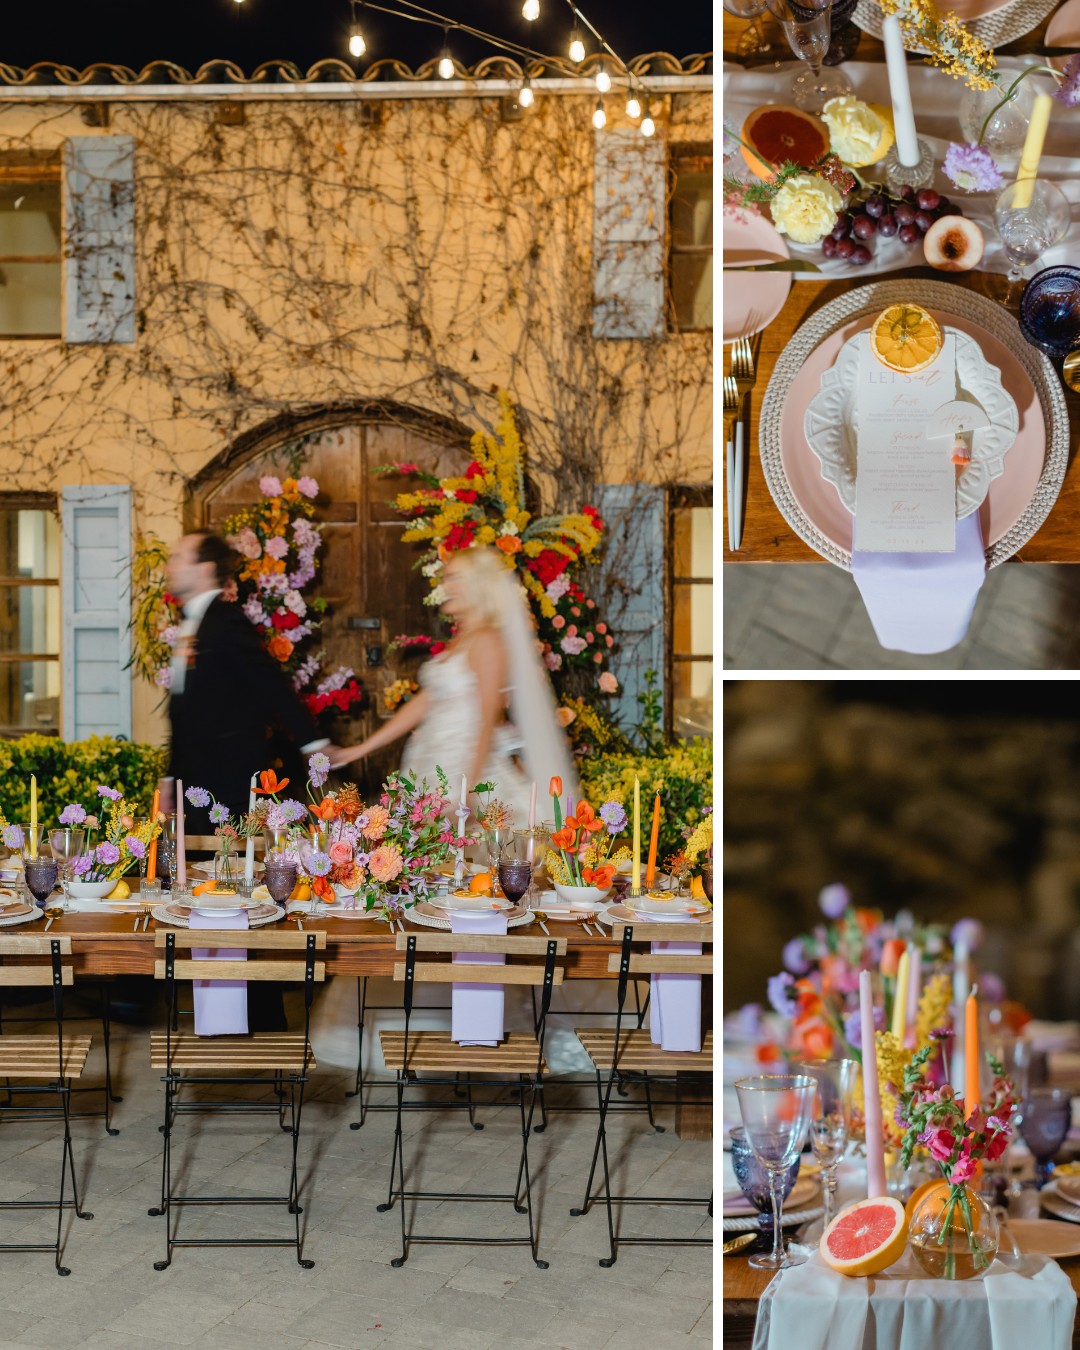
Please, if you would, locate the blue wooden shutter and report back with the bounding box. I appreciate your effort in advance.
[592,130,667,340]
[63,135,136,344]
[593,485,666,734]
[61,486,133,740]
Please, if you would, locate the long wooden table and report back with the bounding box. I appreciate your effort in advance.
[1,908,713,1140]
[722,11,1080,564]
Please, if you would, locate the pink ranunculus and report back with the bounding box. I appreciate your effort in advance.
[585,632,595,643]
[260,475,283,497]
[329,840,353,867]
[598,672,618,694]
[296,476,319,498]
[551,615,566,630]
[566,624,577,637]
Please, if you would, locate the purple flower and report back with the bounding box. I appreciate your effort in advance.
[308,752,330,789]
[3,824,24,850]
[1054,53,1080,107]
[818,883,850,919]
[185,786,211,809]
[124,835,146,859]
[265,536,289,560]
[96,841,120,865]
[979,970,1006,1003]
[59,803,86,826]
[843,1009,863,1047]
[155,667,173,690]
[97,785,122,801]
[73,853,93,876]
[782,938,811,975]
[942,141,1004,194]
[767,972,798,1018]
[599,801,627,834]
[260,475,283,497]
[282,799,307,823]
[951,918,984,951]
[209,803,230,825]
[296,476,319,498]
[307,851,332,877]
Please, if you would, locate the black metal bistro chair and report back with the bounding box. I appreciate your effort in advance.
[148,928,325,1270]
[377,931,566,1269]
[570,923,713,1266]
[0,934,94,1275]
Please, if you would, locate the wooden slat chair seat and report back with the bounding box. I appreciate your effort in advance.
[377,932,566,1270]
[0,935,93,1275]
[576,1028,714,1074]
[148,928,325,1271]
[0,1034,93,1079]
[380,1030,550,1075]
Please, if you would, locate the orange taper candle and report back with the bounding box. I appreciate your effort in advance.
[145,788,160,881]
[965,983,982,1181]
[645,793,661,888]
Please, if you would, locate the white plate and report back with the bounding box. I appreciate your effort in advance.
[599,903,711,927]
[803,327,1019,521]
[625,896,711,916]
[429,894,514,912]
[171,894,271,911]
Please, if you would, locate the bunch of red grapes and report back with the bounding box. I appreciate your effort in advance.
[821,186,966,265]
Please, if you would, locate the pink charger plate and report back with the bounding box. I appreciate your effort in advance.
[947,0,1016,19]
[780,309,1045,554]
[723,208,791,345]
[1046,0,1080,44]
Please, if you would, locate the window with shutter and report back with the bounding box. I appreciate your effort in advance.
[0,498,61,736]
[63,135,136,344]
[667,486,713,739]
[592,131,666,341]
[61,485,133,740]
[669,145,713,333]
[0,150,62,339]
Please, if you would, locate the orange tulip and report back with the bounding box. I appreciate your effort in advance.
[310,796,340,822]
[550,826,575,851]
[549,776,563,798]
[880,937,906,978]
[582,864,616,889]
[255,770,290,796]
[567,801,603,834]
[311,874,334,901]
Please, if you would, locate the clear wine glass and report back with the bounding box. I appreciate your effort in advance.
[766,0,852,112]
[735,1074,816,1269]
[730,1126,802,1244]
[48,828,86,910]
[798,1058,857,1236]
[723,0,775,57]
[994,180,1071,306]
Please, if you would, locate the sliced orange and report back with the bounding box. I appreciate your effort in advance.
[820,1196,908,1278]
[869,303,943,373]
[468,872,494,895]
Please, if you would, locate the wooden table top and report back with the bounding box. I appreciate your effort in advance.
[722,12,1080,565]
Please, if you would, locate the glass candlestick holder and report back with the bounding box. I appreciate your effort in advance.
[883,137,935,194]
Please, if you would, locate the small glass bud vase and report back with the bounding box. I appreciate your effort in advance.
[909,1183,999,1279]
[214,849,238,889]
[883,137,935,194]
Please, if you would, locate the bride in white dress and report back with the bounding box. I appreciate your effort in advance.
[310,547,585,1073]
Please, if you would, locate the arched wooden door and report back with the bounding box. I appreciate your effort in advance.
[191,406,468,795]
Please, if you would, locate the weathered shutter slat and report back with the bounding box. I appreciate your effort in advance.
[592,132,666,340]
[64,136,136,344]
[594,484,666,734]
[61,486,133,741]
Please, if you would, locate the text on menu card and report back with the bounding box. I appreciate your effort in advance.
[854,333,958,554]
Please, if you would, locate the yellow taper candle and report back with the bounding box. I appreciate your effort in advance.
[29,774,37,858]
[891,949,911,1042]
[1014,92,1053,208]
[632,776,641,893]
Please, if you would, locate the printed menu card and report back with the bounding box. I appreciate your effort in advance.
[853,333,957,553]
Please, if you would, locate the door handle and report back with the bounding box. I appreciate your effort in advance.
[347,617,381,631]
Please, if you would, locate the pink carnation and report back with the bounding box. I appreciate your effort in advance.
[265,536,289,560]
[260,475,283,497]
[296,476,319,498]
[598,672,619,693]
[544,652,562,671]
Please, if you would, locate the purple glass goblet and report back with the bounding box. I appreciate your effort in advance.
[497,862,532,906]
[24,856,59,909]
[730,1125,802,1242]
[264,861,298,906]
[1020,1086,1071,1188]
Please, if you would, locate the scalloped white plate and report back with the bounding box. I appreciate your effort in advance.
[804,327,1019,521]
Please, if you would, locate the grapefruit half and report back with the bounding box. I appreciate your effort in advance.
[820,1196,908,1277]
[740,105,829,181]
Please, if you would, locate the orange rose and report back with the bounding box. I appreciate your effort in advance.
[555,707,577,728]
[495,535,522,555]
[267,634,294,662]
[798,1019,835,1059]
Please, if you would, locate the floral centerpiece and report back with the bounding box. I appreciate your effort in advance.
[377,392,618,707]
[183,785,264,888]
[545,778,629,893]
[59,786,162,882]
[897,1044,1015,1279]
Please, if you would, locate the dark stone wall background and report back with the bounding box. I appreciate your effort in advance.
[724,681,1080,1020]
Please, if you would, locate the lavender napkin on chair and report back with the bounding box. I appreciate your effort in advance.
[190,908,249,1036]
[451,909,507,1047]
[648,914,703,1054]
[852,511,986,655]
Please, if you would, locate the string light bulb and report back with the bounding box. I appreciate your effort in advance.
[626,94,641,119]
[569,27,586,62]
[438,27,455,79]
[595,68,611,93]
[349,26,366,57]
[519,77,535,108]
[522,0,540,18]
[641,115,656,137]
[592,99,607,130]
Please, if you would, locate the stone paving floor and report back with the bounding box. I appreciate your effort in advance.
[724,562,1080,670]
[0,992,713,1349]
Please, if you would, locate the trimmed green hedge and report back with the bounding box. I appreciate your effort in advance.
[0,736,167,824]
[580,738,713,862]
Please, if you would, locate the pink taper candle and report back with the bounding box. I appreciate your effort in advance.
[176,779,186,888]
[528,781,537,830]
[859,969,887,1198]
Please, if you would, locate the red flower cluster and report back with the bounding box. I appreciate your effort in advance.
[304,679,363,716]
[582,504,606,532]
[443,521,478,552]
[524,548,570,587]
[271,610,301,631]
[464,461,485,479]
[454,489,478,504]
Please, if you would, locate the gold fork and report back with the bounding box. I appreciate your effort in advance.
[723,375,740,553]
[730,338,757,552]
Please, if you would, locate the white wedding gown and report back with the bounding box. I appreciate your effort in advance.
[308,645,608,1077]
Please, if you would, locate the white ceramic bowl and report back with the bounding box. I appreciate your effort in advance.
[553,882,610,907]
[68,880,118,900]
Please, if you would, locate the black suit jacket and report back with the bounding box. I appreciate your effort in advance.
[168,597,319,833]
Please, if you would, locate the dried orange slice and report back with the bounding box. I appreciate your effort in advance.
[869,303,943,373]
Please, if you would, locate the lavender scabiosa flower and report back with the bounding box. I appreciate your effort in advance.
[308,752,331,789]
[782,938,811,975]
[3,824,24,850]
[97,785,122,801]
[818,883,851,919]
[59,803,87,826]
[951,918,984,951]
[599,801,627,834]
[306,852,332,877]
[943,141,1004,193]
[767,972,798,1018]
[209,802,230,826]
[1054,53,1080,107]
[185,786,211,809]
